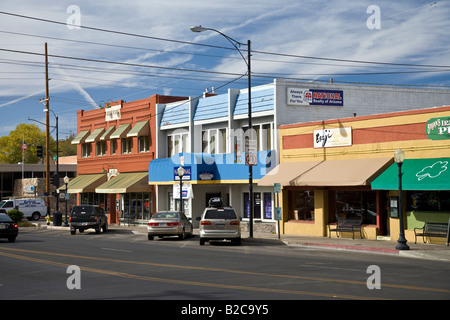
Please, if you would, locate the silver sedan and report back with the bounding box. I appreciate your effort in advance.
[147,211,193,240]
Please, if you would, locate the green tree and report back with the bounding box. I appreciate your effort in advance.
[59,132,77,156]
[0,123,55,164]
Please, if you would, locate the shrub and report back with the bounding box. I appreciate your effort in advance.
[7,209,24,222]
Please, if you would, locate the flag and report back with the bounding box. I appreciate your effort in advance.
[21,140,27,151]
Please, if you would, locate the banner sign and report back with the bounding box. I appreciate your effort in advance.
[314,127,352,148]
[287,88,343,106]
[426,116,450,140]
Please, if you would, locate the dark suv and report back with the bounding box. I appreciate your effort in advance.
[69,205,108,235]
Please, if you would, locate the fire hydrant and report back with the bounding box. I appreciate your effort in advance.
[45,214,51,225]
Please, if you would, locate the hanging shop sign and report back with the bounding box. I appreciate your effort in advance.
[426,116,450,140]
[314,127,352,148]
[287,88,344,106]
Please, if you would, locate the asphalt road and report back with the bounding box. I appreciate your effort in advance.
[0,227,449,305]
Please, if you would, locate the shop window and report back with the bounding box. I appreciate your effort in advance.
[264,192,272,219]
[82,143,91,158]
[111,140,117,155]
[121,137,132,154]
[407,191,450,212]
[121,192,152,221]
[139,136,149,153]
[335,190,377,225]
[96,141,106,156]
[289,190,314,221]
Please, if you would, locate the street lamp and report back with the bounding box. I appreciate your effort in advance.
[190,25,254,237]
[394,148,409,250]
[63,175,70,227]
[177,166,185,213]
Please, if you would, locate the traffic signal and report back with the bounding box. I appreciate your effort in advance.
[36,145,43,158]
[52,174,60,187]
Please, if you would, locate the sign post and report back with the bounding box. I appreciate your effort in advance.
[274,183,281,239]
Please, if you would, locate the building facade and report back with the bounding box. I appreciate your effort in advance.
[69,94,187,224]
[148,80,450,231]
[259,105,450,243]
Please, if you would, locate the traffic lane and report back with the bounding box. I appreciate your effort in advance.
[4,229,450,300]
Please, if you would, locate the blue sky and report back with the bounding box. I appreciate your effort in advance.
[0,0,449,139]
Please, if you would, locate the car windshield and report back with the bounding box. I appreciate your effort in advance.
[152,212,179,219]
[71,206,95,216]
[0,214,12,222]
[204,209,237,220]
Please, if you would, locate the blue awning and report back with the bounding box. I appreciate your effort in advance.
[148,151,276,184]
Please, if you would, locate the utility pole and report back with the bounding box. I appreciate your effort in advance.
[45,43,50,217]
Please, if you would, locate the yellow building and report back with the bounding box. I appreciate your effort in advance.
[259,105,450,244]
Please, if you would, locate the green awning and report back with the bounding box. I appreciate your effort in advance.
[58,174,107,193]
[85,128,105,143]
[372,158,450,191]
[71,130,90,145]
[127,121,149,137]
[95,172,149,193]
[100,126,115,140]
[110,123,131,139]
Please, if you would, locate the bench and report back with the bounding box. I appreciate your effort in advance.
[329,215,363,239]
[414,220,449,246]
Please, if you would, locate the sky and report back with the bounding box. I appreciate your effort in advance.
[0,0,449,139]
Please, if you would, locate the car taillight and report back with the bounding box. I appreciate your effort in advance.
[167,222,180,226]
[201,221,211,225]
[230,221,239,225]
[148,222,159,226]
[12,223,18,229]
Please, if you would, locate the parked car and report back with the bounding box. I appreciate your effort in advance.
[199,197,241,245]
[147,211,193,240]
[0,213,19,242]
[69,205,108,235]
[0,198,47,221]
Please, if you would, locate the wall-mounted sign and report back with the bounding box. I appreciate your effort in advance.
[287,88,343,106]
[314,127,352,148]
[105,104,122,121]
[426,116,450,140]
[173,166,191,181]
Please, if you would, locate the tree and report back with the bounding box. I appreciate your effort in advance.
[0,123,55,164]
[59,132,77,156]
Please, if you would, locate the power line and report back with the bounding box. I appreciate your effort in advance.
[1,10,450,70]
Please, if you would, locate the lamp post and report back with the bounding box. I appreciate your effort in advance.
[190,25,254,237]
[63,175,70,227]
[177,166,185,213]
[394,148,409,250]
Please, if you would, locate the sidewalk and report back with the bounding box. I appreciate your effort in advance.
[43,223,450,262]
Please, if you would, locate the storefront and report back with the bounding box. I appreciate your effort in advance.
[259,105,450,241]
[148,152,276,228]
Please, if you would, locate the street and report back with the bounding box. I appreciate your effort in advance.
[0,227,449,305]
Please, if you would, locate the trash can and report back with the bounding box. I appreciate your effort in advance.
[53,212,62,226]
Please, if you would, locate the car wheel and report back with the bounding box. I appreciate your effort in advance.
[233,238,241,246]
[8,236,16,243]
[70,229,76,235]
[148,235,154,240]
[95,225,100,234]
[178,228,185,240]
[31,212,40,221]
[102,223,108,233]
[199,238,205,245]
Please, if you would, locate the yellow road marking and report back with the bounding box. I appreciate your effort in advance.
[0,247,448,296]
